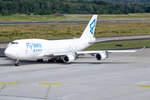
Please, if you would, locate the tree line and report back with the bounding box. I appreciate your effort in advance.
[0,0,150,16]
[103,0,150,4]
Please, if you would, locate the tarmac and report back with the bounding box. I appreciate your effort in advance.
[1,19,150,25]
[0,48,150,100]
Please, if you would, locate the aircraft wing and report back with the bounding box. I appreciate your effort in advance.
[106,49,137,53]
[77,50,136,55]
[76,47,144,60]
[77,47,144,55]
[42,47,144,57]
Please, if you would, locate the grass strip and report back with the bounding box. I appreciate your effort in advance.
[85,40,150,50]
[0,22,150,42]
[0,13,150,22]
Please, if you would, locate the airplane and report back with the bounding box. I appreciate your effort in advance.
[4,15,138,66]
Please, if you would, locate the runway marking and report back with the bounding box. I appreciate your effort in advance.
[53,83,62,85]
[0,84,7,93]
[44,85,51,100]
[0,82,18,85]
[0,82,62,86]
[40,83,62,100]
[40,83,51,85]
[138,85,150,88]
[8,82,19,85]
[0,82,62,100]
[137,81,150,88]
[40,83,62,86]
[0,83,6,85]
[0,82,18,93]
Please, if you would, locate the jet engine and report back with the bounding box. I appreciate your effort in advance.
[96,51,108,60]
[62,54,76,63]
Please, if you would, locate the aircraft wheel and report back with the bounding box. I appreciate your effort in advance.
[14,63,19,66]
[37,59,43,63]
[48,59,54,63]
[14,59,19,66]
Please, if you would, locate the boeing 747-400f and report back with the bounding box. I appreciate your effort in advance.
[4,15,137,66]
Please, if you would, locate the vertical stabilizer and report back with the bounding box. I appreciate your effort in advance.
[80,15,98,42]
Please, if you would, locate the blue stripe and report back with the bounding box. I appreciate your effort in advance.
[90,19,96,34]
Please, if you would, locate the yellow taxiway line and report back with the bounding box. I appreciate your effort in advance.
[138,85,150,88]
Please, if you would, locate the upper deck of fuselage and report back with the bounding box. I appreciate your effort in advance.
[12,38,81,44]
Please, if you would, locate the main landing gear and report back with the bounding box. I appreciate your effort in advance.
[36,59,44,63]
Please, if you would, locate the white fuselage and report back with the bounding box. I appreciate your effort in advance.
[5,38,94,60]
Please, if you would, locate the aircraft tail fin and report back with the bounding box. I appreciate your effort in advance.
[80,15,98,42]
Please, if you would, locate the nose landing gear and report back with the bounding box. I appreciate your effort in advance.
[14,59,19,66]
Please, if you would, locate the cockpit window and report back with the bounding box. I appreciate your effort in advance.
[7,42,19,47]
[11,42,18,44]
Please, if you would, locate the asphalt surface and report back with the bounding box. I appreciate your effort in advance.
[0,19,150,25]
[0,48,149,100]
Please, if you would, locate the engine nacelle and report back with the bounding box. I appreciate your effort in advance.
[96,51,108,60]
[62,54,76,63]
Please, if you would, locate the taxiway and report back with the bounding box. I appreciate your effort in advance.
[0,48,150,100]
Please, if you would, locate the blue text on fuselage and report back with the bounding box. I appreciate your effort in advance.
[26,43,42,52]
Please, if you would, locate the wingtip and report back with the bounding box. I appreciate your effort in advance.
[141,46,146,51]
[136,46,146,52]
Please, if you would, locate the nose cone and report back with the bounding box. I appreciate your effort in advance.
[5,48,16,59]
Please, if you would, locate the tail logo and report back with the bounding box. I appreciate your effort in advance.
[90,19,96,34]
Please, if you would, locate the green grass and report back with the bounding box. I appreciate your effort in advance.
[0,13,150,22]
[99,13,150,20]
[85,40,150,50]
[71,13,150,20]
[0,22,150,42]
[0,14,68,22]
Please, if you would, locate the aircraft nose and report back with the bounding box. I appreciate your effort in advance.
[4,48,15,58]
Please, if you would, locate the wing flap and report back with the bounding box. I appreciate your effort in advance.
[41,51,76,57]
[77,50,104,55]
[107,49,137,53]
